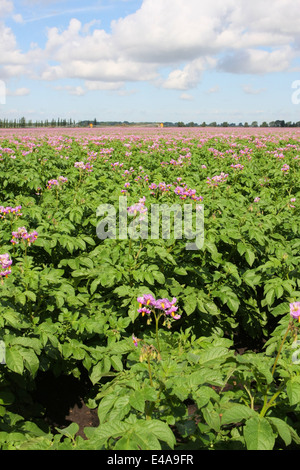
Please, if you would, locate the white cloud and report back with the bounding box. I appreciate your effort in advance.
[54,85,86,96]
[242,84,266,95]
[0,0,14,18]
[12,13,24,23]
[85,80,125,91]
[1,0,300,92]
[180,93,194,101]
[162,57,216,90]
[219,46,295,74]
[6,87,30,96]
[206,85,220,94]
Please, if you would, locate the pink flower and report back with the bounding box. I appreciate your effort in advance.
[290,302,300,321]
[0,253,12,277]
[281,164,290,172]
[137,294,156,308]
[137,294,181,320]
[11,227,38,246]
[0,205,22,219]
[138,307,151,316]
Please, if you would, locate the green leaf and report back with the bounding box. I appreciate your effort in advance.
[267,417,292,447]
[90,361,103,385]
[145,272,154,285]
[107,396,131,422]
[129,390,146,413]
[286,378,300,406]
[226,295,240,313]
[244,416,275,450]
[56,423,79,439]
[266,288,275,307]
[221,404,256,425]
[110,355,123,372]
[113,431,144,450]
[5,347,24,374]
[245,249,255,266]
[174,267,188,275]
[183,294,197,315]
[138,419,176,449]
[20,348,39,376]
[152,271,165,284]
[25,291,37,302]
[271,302,290,317]
[98,394,118,424]
[202,405,221,432]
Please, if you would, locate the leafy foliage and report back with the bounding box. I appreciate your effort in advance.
[0,128,299,449]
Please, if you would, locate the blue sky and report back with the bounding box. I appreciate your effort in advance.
[1,0,300,124]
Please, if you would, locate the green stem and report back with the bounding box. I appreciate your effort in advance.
[147,355,153,387]
[271,322,291,378]
[260,321,291,417]
[154,313,161,356]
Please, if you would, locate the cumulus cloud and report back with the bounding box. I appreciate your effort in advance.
[0,0,14,18]
[242,84,266,95]
[1,0,300,91]
[6,87,30,96]
[162,57,216,90]
[219,46,295,74]
[180,93,194,101]
[54,84,86,96]
[206,86,220,94]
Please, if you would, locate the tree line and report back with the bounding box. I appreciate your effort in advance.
[0,117,76,128]
[1,117,300,129]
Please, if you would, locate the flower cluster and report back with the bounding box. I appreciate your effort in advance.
[47,176,68,189]
[127,197,148,220]
[11,227,38,246]
[0,205,22,219]
[281,164,290,172]
[0,253,12,278]
[231,163,244,170]
[111,161,124,169]
[206,172,229,187]
[74,161,93,172]
[137,294,181,320]
[174,185,203,201]
[290,302,300,322]
[148,180,202,202]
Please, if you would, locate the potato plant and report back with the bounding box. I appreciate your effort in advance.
[0,127,299,450]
